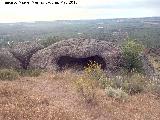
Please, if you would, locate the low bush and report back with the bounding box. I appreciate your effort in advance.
[74,76,97,103]
[17,69,42,77]
[101,73,148,95]
[75,61,152,104]
[83,61,146,96]
[105,87,128,101]
[0,69,19,81]
[84,61,106,86]
[121,73,147,95]
[73,61,106,104]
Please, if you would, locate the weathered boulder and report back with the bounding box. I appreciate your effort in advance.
[140,53,160,81]
[29,38,123,73]
[0,48,21,69]
[9,41,44,69]
[140,54,155,76]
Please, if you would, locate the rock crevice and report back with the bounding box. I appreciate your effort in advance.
[9,41,44,69]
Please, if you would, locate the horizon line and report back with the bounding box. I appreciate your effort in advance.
[0,16,160,24]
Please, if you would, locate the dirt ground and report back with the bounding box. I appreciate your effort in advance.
[0,71,160,120]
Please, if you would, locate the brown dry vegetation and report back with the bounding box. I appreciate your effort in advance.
[0,70,160,120]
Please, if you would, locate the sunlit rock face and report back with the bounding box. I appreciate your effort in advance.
[29,38,124,73]
[0,48,21,69]
[9,41,44,69]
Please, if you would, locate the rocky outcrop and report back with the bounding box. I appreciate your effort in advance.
[140,53,160,81]
[0,38,157,79]
[29,38,124,73]
[149,48,160,56]
[9,41,44,69]
[140,54,155,76]
[0,48,21,69]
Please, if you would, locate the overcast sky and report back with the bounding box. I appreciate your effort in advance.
[0,0,159,23]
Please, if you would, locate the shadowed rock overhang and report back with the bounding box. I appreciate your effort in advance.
[57,55,106,71]
[29,38,123,73]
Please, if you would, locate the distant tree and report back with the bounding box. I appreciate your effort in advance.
[0,41,8,48]
[121,39,145,73]
[40,36,61,47]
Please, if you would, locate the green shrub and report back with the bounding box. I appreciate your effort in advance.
[17,69,41,77]
[105,87,128,101]
[0,69,19,81]
[121,73,147,95]
[122,39,144,73]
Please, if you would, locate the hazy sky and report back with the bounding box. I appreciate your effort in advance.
[0,0,159,23]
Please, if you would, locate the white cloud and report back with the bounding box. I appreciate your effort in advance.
[0,0,159,22]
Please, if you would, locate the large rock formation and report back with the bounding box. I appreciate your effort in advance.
[9,41,44,69]
[29,38,123,73]
[0,48,21,69]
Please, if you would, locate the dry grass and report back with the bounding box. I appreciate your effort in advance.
[0,69,19,81]
[0,70,160,120]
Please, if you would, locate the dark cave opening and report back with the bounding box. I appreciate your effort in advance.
[57,55,106,71]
